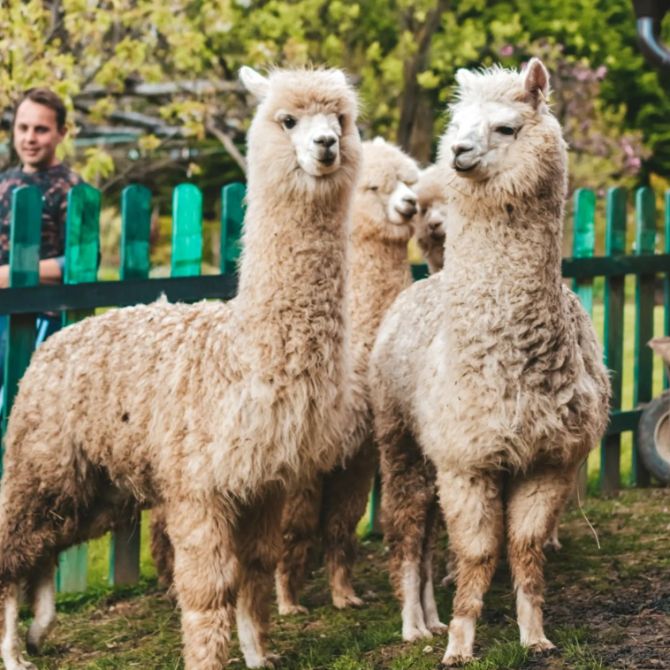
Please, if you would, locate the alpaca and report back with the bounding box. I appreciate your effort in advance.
[0,66,361,670]
[413,165,447,274]
[368,58,610,665]
[275,137,419,614]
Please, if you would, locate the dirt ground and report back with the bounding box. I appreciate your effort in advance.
[23,487,670,669]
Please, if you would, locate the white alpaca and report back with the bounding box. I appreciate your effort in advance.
[369,59,610,665]
[275,137,419,614]
[0,66,361,670]
[413,165,448,274]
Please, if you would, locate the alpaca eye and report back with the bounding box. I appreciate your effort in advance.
[368,185,379,191]
[495,125,516,136]
[281,116,297,130]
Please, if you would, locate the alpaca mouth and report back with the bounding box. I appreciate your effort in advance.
[318,152,337,166]
[396,205,417,220]
[453,161,479,173]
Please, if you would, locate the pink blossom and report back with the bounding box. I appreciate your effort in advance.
[595,65,608,80]
[499,45,514,56]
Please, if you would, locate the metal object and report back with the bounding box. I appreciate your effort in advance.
[632,0,670,68]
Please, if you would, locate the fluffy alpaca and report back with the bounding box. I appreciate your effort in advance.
[0,66,361,670]
[413,165,447,274]
[274,137,419,615]
[368,58,610,665]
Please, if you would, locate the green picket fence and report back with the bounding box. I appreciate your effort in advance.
[0,181,244,592]
[0,182,668,591]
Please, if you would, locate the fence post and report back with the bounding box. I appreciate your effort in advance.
[632,187,656,486]
[1,186,41,464]
[665,190,670,387]
[171,184,203,277]
[572,188,595,498]
[221,182,245,274]
[56,182,101,593]
[108,184,152,587]
[601,187,627,495]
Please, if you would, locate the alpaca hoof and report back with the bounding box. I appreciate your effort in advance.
[543,537,562,551]
[428,621,449,635]
[439,652,473,667]
[245,653,281,669]
[527,638,557,654]
[402,625,433,642]
[278,603,308,616]
[332,593,364,609]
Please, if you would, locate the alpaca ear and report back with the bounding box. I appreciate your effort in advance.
[523,58,550,107]
[239,66,270,101]
[455,68,477,91]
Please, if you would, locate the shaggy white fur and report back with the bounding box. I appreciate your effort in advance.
[275,137,419,614]
[369,58,610,665]
[0,66,361,670]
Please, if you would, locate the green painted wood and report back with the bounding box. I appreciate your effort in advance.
[562,253,670,278]
[572,188,596,315]
[220,182,245,274]
[572,189,596,499]
[1,186,41,462]
[665,191,670,388]
[57,183,101,593]
[120,185,152,280]
[632,187,656,487]
[171,183,202,277]
[601,187,627,495]
[108,184,151,588]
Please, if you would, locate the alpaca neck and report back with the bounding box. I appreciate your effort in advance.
[349,221,411,354]
[444,169,565,295]
[236,180,351,371]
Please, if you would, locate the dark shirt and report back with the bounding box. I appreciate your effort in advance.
[0,163,82,266]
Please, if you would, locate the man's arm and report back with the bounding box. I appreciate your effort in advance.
[0,258,62,288]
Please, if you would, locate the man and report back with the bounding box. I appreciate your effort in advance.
[0,88,84,384]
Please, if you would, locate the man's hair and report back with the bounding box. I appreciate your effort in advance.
[13,88,67,130]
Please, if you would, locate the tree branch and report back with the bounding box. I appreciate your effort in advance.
[205,119,247,174]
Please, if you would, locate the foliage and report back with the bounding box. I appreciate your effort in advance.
[1,0,669,194]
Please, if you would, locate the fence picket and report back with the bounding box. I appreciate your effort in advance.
[665,191,670,388]
[572,189,596,497]
[171,184,202,277]
[632,187,656,486]
[601,187,627,494]
[108,185,152,587]
[221,182,245,274]
[57,183,101,593]
[1,186,41,456]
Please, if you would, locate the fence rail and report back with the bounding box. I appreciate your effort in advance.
[0,182,668,592]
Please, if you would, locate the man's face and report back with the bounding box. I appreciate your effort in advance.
[13,100,66,174]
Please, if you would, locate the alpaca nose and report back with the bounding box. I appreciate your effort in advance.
[314,135,337,148]
[403,195,417,215]
[452,142,474,157]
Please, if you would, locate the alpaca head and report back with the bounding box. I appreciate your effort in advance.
[240,66,360,199]
[414,165,447,260]
[354,137,419,243]
[439,58,565,196]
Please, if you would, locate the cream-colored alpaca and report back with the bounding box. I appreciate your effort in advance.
[0,66,361,670]
[413,165,447,274]
[369,59,610,665]
[275,137,419,615]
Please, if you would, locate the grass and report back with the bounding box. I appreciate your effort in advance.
[28,488,670,669]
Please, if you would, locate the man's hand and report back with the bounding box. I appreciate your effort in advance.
[0,259,62,288]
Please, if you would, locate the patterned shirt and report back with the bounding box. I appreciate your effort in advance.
[0,163,82,266]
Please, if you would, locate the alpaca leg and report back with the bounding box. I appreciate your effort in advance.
[378,421,439,642]
[25,559,57,653]
[420,499,447,634]
[1,584,36,670]
[322,436,377,609]
[235,484,285,669]
[168,502,238,670]
[275,477,321,616]
[506,464,576,652]
[150,506,175,589]
[436,471,503,666]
